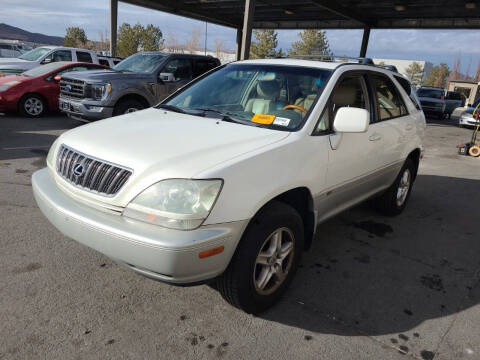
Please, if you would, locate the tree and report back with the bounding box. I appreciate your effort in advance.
[405,62,424,88]
[64,27,88,48]
[250,29,283,59]
[423,63,450,88]
[185,27,202,53]
[117,23,164,57]
[288,29,331,56]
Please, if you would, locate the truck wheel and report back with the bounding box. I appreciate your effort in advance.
[373,158,415,216]
[216,201,304,314]
[19,94,47,118]
[113,99,145,116]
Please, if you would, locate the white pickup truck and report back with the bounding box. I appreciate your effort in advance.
[33,57,425,313]
[0,46,99,75]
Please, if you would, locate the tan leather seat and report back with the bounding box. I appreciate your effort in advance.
[332,84,358,111]
[245,79,281,114]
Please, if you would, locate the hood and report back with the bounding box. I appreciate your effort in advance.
[0,74,29,85]
[61,69,151,82]
[0,58,28,64]
[0,58,34,72]
[57,108,289,202]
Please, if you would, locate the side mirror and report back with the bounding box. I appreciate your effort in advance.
[54,75,62,82]
[159,72,175,82]
[42,58,52,64]
[333,107,370,133]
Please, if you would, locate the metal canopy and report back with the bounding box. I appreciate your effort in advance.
[122,0,480,29]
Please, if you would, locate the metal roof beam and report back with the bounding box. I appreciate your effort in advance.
[309,0,371,26]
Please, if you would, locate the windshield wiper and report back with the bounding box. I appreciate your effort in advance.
[193,108,252,125]
[156,104,186,113]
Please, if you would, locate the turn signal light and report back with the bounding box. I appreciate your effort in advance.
[199,246,224,259]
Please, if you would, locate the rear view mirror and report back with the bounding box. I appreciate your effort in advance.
[159,73,175,82]
[333,107,370,133]
[54,75,61,82]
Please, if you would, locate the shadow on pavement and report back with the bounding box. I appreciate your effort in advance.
[262,174,480,338]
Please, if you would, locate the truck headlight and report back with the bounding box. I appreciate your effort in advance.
[92,83,112,100]
[123,179,223,230]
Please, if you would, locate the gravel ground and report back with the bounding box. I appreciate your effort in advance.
[0,113,479,360]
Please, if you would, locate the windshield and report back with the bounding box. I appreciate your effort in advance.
[417,88,444,99]
[113,53,165,73]
[163,64,332,131]
[22,62,66,77]
[19,47,51,61]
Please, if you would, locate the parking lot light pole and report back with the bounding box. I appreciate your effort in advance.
[360,27,370,58]
[110,0,118,57]
[240,0,255,60]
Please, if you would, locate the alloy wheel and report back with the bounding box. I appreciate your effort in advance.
[253,227,295,296]
[24,97,43,116]
[396,168,411,207]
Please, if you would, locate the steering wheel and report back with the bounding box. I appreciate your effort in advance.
[282,104,307,114]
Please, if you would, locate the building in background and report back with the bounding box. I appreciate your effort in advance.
[447,80,479,106]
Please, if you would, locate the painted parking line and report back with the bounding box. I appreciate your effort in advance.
[3,145,51,150]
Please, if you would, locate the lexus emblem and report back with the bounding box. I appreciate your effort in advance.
[73,162,86,177]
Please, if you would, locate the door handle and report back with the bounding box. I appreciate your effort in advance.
[405,124,414,131]
[369,133,382,141]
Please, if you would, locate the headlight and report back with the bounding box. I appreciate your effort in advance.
[0,80,20,92]
[46,138,59,168]
[91,83,112,100]
[123,179,223,230]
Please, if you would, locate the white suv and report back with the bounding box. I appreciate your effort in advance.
[32,58,425,313]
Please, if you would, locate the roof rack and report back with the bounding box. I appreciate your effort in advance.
[277,54,375,65]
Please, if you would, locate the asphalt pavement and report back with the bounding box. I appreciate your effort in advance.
[1,113,479,360]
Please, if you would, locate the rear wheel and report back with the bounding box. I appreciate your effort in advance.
[113,99,145,116]
[19,94,47,117]
[373,158,416,216]
[216,201,304,314]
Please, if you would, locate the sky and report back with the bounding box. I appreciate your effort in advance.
[1,0,479,74]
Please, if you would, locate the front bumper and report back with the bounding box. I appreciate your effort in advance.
[32,168,248,284]
[59,98,114,121]
[459,115,480,127]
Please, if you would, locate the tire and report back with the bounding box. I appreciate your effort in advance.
[373,158,416,216]
[469,145,480,157]
[113,99,145,116]
[19,94,47,118]
[216,201,304,314]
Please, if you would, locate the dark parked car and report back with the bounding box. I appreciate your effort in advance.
[58,52,221,121]
[444,91,464,118]
[417,87,446,119]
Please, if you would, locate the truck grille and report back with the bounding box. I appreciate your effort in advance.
[60,78,86,99]
[56,144,132,196]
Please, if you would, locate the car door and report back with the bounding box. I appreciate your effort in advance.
[155,57,192,101]
[368,73,411,179]
[317,73,386,220]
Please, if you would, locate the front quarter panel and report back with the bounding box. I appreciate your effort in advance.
[196,133,330,225]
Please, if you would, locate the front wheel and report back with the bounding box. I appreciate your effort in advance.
[113,99,145,116]
[373,158,416,216]
[216,201,304,314]
[19,94,47,118]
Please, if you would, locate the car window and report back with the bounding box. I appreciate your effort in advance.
[193,59,218,78]
[163,59,192,81]
[446,91,462,100]
[76,51,93,63]
[19,47,51,61]
[417,88,444,99]
[332,75,368,115]
[113,53,165,73]
[99,59,109,67]
[371,74,408,121]
[58,66,90,75]
[394,75,421,110]
[22,62,68,77]
[45,50,72,62]
[165,63,332,132]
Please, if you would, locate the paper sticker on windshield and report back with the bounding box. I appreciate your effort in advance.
[251,114,275,124]
[273,117,291,127]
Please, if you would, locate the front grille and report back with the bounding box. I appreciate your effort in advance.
[56,144,132,196]
[60,78,86,100]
